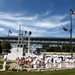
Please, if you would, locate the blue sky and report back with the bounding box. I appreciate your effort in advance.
[0,0,75,37]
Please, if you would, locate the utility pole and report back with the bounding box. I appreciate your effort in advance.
[70,7,73,57]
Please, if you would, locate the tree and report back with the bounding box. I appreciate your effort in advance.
[47,46,61,52]
[42,43,49,52]
[47,46,55,52]
[55,46,61,52]
[62,44,70,52]
[73,46,75,52]
[1,40,11,53]
[0,41,2,53]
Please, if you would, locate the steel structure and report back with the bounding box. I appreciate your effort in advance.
[0,36,75,45]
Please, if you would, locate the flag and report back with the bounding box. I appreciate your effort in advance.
[70,9,75,14]
[9,30,12,33]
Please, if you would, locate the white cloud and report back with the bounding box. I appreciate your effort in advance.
[34,14,69,28]
[0,28,5,31]
[42,10,52,16]
[0,11,70,37]
[0,12,38,21]
[0,20,19,30]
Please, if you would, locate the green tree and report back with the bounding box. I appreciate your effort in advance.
[42,43,49,52]
[62,44,70,52]
[1,40,11,53]
[0,41,2,53]
[47,46,55,52]
[55,46,61,52]
[73,46,75,52]
[47,46,61,52]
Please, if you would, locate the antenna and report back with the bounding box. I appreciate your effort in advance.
[19,25,21,34]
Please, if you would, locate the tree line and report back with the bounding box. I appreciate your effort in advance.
[0,40,75,53]
[42,43,75,52]
[0,40,11,53]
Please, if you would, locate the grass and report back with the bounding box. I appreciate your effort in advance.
[0,61,13,70]
[0,61,14,64]
[0,60,75,75]
[0,69,75,75]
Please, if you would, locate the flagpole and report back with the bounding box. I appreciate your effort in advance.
[8,30,9,39]
[70,6,73,57]
[8,30,12,40]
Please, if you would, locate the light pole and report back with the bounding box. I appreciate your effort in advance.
[70,7,73,57]
[62,7,75,57]
[28,31,32,53]
[24,31,27,45]
[22,31,27,56]
[62,26,73,57]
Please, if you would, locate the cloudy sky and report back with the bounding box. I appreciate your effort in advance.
[0,0,75,37]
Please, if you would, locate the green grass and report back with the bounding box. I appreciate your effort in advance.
[0,61,11,70]
[0,69,75,75]
[0,64,10,70]
[0,60,75,75]
[0,61,14,64]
